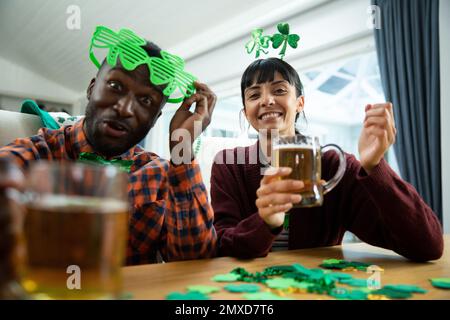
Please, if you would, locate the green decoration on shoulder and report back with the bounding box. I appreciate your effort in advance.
[245,28,271,58]
[21,99,60,130]
[89,25,196,104]
[78,152,133,173]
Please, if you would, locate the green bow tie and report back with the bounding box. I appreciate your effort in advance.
[78,152,133,173]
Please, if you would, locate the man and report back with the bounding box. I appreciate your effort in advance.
[0,27,217,265]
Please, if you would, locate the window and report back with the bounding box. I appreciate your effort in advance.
[145,51,401,199]
[207,51,400,176]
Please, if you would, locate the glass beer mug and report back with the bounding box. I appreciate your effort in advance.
[21,162,129,299]
[272,135,346,208]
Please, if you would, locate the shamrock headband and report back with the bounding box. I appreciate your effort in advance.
[245,23,300,60]
[89,26,196,104]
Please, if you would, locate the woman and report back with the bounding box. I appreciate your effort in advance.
[210,58,443,261]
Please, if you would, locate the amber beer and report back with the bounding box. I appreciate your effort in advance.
[272,135,346,208]
[273,145,323,207]
[22,195,128,300]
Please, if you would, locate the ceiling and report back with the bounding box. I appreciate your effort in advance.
[0,0,298,95]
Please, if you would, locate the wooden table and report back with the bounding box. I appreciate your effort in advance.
[123,235,450,300]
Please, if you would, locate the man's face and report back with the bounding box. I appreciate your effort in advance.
[84,61,165,157]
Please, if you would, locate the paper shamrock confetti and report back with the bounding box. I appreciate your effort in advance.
[265,278,302,290]
[430,278,450,289]
[169,261,436,301]
[327,272,354,281]
[370,287,412,299]
[320,259,371,271]
[118,291,134,300]
[166,291,210,300]
[242,292,293,300]
[383,284,427,294]
[224,284,261,293]
[186,285,221,294]
[339,278,369,288]
[329,288,368,300]
[212,273,240,282]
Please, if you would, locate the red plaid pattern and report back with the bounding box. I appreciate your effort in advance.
[0,119,217,265]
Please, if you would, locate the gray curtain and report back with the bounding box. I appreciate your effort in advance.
[372,0,442,222]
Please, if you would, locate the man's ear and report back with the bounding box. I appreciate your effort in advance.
[296,96,305,113]
[86,78,96,100]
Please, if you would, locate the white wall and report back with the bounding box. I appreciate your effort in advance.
[0,56,79,110]
[440,0,450,233]
[185,0,372,97]
[0,94,72,113]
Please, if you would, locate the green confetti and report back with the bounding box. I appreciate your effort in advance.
[224,284,261,293]
[292,263,318,277]
[230,267,269,283]
[347,290,369,300]
[322,259,341,265]
[166,291,210,300]
[186,285,221,294]
[243,292,293,300]
[212,273,240,282]
[118,291,134,300]
[430,278,450,289]
[328,272,354,281]
[383,284,427,294]
[263,265,296,275]
[371,287,412,299]
[265,278,301,289]
[329,287,368,300]
[320,259,371,271]
[329,287,349,299]
[292,282,312,289]
[339,278,369,288]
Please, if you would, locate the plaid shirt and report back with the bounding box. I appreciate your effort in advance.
[0,119,217,265]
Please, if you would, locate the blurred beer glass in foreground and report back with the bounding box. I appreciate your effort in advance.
[22,162,129,299]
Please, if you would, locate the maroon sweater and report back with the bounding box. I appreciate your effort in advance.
[210,142,443,262]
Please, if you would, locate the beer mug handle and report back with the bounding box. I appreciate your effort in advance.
[321,144,346,195]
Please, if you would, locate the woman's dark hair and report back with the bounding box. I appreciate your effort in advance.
[240,58,305,126]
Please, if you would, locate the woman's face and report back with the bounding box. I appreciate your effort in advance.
[243,72,304,136]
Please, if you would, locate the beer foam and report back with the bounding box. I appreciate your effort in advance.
[273,144,315,150]
[29,194,129,213]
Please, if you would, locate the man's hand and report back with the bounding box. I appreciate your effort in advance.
[358,103,397,174]
[169,81,217,161]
